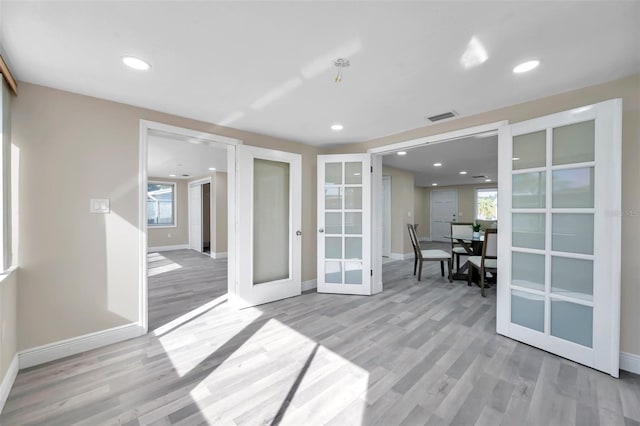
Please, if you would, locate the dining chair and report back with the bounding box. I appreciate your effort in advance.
[407,224,452,282]
[450,222,474,271]
[467,228,497,297]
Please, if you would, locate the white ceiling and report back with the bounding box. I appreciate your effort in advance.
[147,131,227,179]
[2,2,639,146]
[383,134,498,187]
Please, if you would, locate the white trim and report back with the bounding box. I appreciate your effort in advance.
[210,251,227,259]
[390,252,413,260]
[18,323,144,369]
[418,237,432,243]
[0,354,18,412]
[140,120,241,333]
[147,244,189,252]
[620,352,640,375]
[302,279,317,292]
[367,121,507,154]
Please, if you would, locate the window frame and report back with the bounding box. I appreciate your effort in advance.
[147,180,177,228]
[475,187,498,221]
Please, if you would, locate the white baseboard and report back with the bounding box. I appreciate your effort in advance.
[620,351,640,375]
[390,252,413,260]
[210,252,228,259]
[148,244,189,252]
[302,279,317,292]
[418,237,432,243]
[19,323,144,369]
[0,354,18,412]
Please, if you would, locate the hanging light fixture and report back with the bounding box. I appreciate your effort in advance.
[334,58,350,83]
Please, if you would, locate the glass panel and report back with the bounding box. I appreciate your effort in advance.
[345,262,363,285]
[345,237,362,259]
[325,261,342,284]
[325,212,342,235]
[325,237,342,259]
[325,187,342,210]
[512,213,545,250]
[553,120,595,165]
[551,257,593,301]
[513,130,546,170]
[552,214,594,255]
[512,172,545,208]
[147,183,175,226]
[345,212,363,234]
[345,162,363,184]
[551,299,593,347]
[552,168,594,208]
[511,290,544,332]
[325,163,342,185]
[512,252,545,291]
[345,187,362,210]
[253,159,289,284]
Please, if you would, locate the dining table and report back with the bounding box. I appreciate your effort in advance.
[442,234,485,281]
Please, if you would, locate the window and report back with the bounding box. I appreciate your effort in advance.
[476,188,498,221]
[147,182,176,226]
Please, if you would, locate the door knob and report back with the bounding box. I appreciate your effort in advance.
[296,230,302,236]
[319,228,324,233]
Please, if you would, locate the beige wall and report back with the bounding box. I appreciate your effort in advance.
[335,73,640,357]
[382,166,414,256]
[147,177,189,248]
[415,183,498,238]
[0,269,17,390]
[12,82,321,350]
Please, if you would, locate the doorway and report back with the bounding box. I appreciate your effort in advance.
[188,178,212,254]
[430,190,458,242]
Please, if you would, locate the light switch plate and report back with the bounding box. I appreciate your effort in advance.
[90,198,110,213]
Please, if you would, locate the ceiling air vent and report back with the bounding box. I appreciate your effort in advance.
[426,111,457,122]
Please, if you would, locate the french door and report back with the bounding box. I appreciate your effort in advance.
[497,99,622,376]
[317,154,372,295]
[233,146,302,308]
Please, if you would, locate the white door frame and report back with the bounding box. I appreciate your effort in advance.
[429,189,459,242]
[367,121,508,293]
[188,177,212,252]
[139,120,242,333]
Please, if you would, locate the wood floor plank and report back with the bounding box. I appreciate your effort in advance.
[1,249,636,426]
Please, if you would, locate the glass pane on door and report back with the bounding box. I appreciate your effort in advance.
[253,159,290,284]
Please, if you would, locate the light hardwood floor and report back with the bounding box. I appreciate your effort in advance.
[2,250,638,425]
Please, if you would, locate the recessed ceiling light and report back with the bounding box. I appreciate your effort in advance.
[397,151,407,156]
[433,163,442,167]
[169,174,176,177]
[513,59,540,74]
[512,157,520,161]
[432,183,438,186]
[460,171,468,175]
[122,56,151,71]
[485,179,492,182]
[209,167,216,171]
[331,123,344,131]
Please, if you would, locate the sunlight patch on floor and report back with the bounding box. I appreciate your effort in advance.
[147,252,183,276]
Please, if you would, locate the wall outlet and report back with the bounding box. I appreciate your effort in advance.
[90,198,110,213]
[167,233,171,238]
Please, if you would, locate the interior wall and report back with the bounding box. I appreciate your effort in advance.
[0,269,17,393]
[333,73,640,357]
[415,183,499,238]
[382,165,414,256]
[146,177,189,248]
[12,82,321,351]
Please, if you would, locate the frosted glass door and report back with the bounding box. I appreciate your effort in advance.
[497,100,622,377]
[235,146,302,308]
[317,154,372,295]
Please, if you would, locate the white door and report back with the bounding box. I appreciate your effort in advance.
[189,183,202,252]
[233,146,302,308]
[382,176,391,257]
[317,154,372,295]
[430,190,458,242]
[497,99,622,377]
